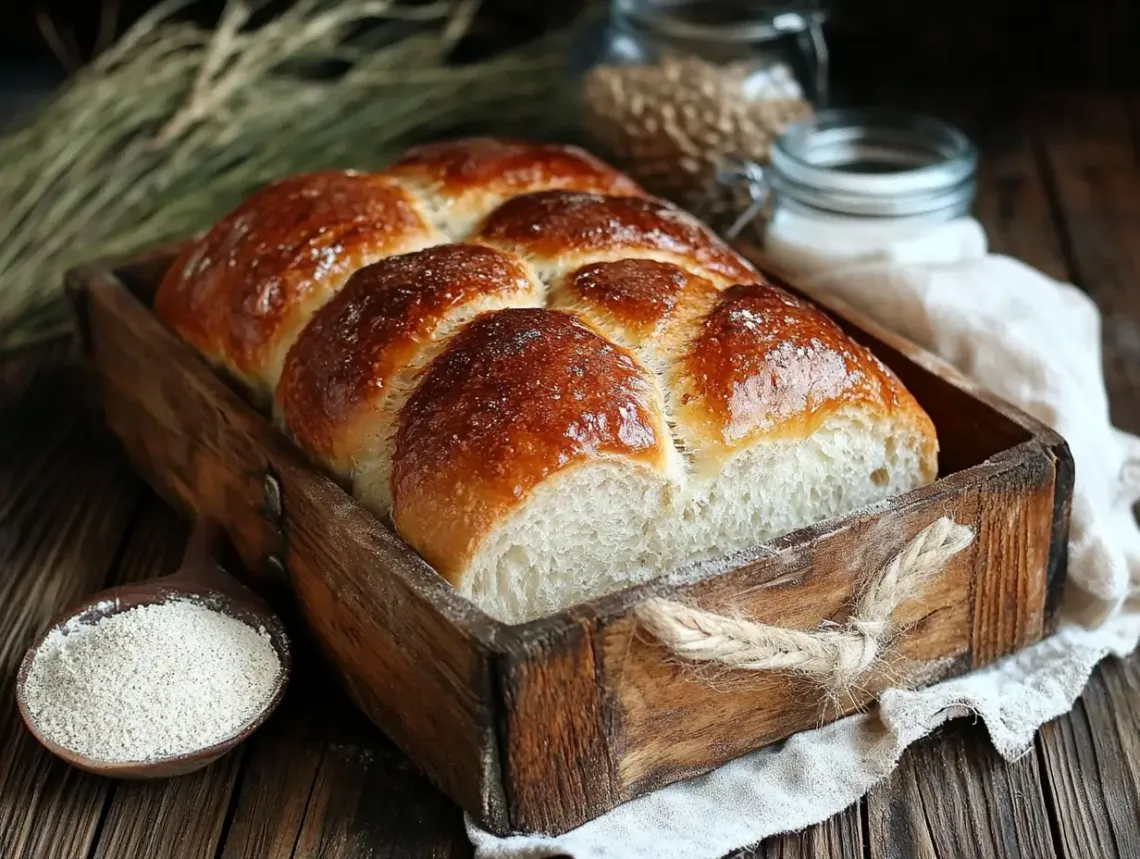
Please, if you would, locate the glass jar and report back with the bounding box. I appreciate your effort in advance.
[754,110,984,275]
[570,0,827,215]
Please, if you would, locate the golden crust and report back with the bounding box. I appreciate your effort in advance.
[277,244,540,467]
[474,190,760,285]
[155,171,437,387]
[675,283,936,460]
[390,308,672,580]
[387,137,644,203]
[556,259,720,349]
[161,139,940,602]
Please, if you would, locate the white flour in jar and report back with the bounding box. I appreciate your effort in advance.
[23,598,281,762]
[763,206,988,275]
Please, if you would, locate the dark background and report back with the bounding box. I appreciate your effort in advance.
[1,0,1137,98]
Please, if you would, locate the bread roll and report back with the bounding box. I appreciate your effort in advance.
[156,143,640,397]
[386,137,645,238]
[157,138,939,624]
[474,189,760,288]
[276,243,542,513]
[155,171,439,396]
[392,308,681,623]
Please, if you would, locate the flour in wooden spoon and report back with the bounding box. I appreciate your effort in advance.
[23,599,280,762]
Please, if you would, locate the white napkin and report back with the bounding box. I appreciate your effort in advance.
[468,253,1140,859]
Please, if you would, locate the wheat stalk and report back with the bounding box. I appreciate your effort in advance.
[0,0,571,349]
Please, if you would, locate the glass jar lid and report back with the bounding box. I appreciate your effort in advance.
[768,109,977,218]
[615,0,828,43]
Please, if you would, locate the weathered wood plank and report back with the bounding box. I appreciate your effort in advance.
[1026,90,1140,859]
[1093,656,1140,842]
[91,753,245,859]
[221,649,472,859]
[1038,654,1140,859]
[289,702,473,859]
[866,720,1057,859]
[969,442,1059,662]
[218,666,323,859]
[111,500,188,586]
[499,614,618,833]
[0,339,73,412]
[0,349,141,859]
[1037,697,1124,858]
[0,750,107,859]
[752,804,865,859]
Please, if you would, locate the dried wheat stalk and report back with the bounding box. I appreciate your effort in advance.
[0,0,569,348]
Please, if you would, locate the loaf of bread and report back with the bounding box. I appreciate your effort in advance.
[156,138,938,624]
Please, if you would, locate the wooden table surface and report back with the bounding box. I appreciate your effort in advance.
[1,91,1139,859]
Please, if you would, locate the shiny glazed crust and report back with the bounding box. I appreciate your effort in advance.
[553,258,720,350]
[388,137,644,200]
[391,308,673,581]
[154,171,438,391]
[386,138,645,237]
[277,244,541,470]
[677,283,933,456]
[475,190,762,287]
[157,137,939,616]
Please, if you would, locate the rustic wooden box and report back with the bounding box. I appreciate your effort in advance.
[67,244,1072,837]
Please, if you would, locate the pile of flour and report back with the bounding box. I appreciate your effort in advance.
[23,598,281,762]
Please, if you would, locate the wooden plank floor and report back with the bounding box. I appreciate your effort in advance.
[0,91,1138,859]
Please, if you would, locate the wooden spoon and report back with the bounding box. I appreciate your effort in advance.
[15,518,291,779]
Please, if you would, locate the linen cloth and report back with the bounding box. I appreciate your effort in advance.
[468,248,1140,859]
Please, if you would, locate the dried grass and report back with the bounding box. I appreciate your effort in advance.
[0,0,570,348]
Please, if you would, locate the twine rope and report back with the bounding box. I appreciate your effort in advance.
[636,517,975,691]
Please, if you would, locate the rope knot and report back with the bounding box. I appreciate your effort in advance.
[848,617,888,641]
[830,627,879,689]
[635,517,975,694]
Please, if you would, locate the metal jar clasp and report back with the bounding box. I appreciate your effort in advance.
[694,155,771,242]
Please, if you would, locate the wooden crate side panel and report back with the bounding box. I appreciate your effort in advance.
[603,487,979,798]
[77,275,509,831]
[270,455,510,831]
[970,442,1061,664]
[83,294,284,582]
[1044,436,1075,630]
[498,615,618,833]
[597,446,1058,801]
